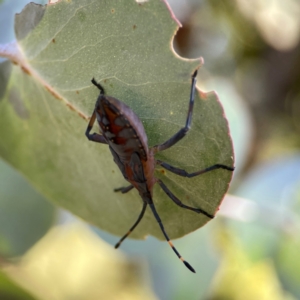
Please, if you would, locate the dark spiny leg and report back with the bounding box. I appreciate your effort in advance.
[114,185,134,194]
[156,179,214,218]
[148,203,196,273]
[152,69,198,153]
[156,160,234,177]
[115,202,147,249]
[85,109,107,144]
[91,77,105,94]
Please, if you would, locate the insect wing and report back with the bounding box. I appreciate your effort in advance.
[109,146,127,180]
[129,152,146,183]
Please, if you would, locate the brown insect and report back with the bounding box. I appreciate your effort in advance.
[85,70,234,273]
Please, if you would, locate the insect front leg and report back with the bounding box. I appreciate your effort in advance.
[152,69,198,153]
[85,109,107,144]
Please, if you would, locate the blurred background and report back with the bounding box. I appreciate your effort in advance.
[1,0,300,299]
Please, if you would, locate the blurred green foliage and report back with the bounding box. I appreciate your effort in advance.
[0,270,36,300]
[0,0,300,299]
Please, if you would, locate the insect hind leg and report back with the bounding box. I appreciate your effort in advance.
[156,160,234,177]
[148,202,196,273]
[156,179,214,219]
[114,202,147,249]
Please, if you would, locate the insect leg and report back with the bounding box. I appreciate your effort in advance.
[85,109,107,144]
[152,69,198,153]
[114,185,134,194]
[115,202,147,249]
[156,160,234,177]
[156,179,214,218]
[148,202,196,273]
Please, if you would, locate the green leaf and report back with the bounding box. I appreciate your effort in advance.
[0,0,234,240]
[0,158,56,257]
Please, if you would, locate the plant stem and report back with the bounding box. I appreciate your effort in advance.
[0,41,23,64]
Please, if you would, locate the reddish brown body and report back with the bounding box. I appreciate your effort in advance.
[95,95,156,199]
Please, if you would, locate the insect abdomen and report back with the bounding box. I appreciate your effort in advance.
[96,95,148,160]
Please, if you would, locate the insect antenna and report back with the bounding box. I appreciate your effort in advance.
[149,203,196,273]
[91,78,105,95]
